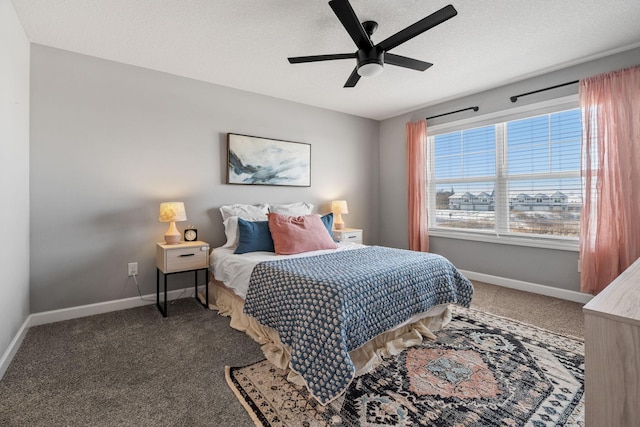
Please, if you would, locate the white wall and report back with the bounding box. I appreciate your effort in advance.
[379,47,640,293]
[29,45,379,313]
[0,0,30,363]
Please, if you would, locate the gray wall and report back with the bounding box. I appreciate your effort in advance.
[30,45,379,313]
[0,0,30,361]
[379,47,640,292]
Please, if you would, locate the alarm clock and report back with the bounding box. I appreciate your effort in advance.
[184,227,198,242]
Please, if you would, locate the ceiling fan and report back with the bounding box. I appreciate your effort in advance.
[288,0,458,88]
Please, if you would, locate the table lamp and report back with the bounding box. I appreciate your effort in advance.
[159,202,187,244]
[331,200,348,230]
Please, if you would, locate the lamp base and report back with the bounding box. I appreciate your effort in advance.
[164,234,181,244]
[334,222,344,230]
[163,221,181,244]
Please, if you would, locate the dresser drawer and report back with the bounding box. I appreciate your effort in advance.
[332,228,363,244]
[156,242,209,273]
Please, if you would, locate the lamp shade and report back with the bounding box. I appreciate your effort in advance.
[159,202,187,244]
[331,200,348,214]
[159,202,187,222]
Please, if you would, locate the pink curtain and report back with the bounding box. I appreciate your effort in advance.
[579,65,640,294]
[406,120,429,252]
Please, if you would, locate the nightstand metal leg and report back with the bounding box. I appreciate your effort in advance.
[156,266,209,317]
[194,268,210,310]
[194,270,199,305]
[163,274,168,317]
[156,267,168,317]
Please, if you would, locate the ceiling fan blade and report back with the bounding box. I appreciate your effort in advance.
[384,53,433,71]
[329,0,374,50]
[344,67,361,88]
[378,4,457,52]
[288,53,354,64]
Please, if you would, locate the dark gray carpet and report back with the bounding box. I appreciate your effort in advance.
[0,298,264,427]
[470,281,585,338]
[0,282,584,426]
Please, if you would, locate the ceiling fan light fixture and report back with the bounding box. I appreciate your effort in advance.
[356,48,384,78]
[288,1,458,87]
[357,62,384,77]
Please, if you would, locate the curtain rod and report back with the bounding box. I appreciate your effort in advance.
[510,80,579,103]
[426,106,479,120]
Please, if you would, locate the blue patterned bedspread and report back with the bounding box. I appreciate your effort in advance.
[243,246,473,405]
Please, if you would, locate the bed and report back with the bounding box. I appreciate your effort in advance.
[202,203,474,405]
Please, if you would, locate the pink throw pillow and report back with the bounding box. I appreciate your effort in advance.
[268,213,338,255]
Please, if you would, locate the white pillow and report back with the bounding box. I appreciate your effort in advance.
[269,202,314,216]
[222,215,268,248]
[219,203,269,222]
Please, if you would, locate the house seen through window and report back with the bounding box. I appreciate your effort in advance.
[428,108,581,239]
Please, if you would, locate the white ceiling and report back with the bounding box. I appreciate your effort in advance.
[10,0,640,120]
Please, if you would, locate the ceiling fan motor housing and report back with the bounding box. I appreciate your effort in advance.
[357,47,384,77]
[287,1,457,86]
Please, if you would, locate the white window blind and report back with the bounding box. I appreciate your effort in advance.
[428,108,581,239]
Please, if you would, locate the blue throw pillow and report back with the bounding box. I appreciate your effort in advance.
[234,218,275,254]
[320,213,334,237]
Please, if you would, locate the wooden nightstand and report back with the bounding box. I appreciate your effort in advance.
[332,228,363,244]
[156,241,210,317]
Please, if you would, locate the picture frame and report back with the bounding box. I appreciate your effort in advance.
[226,133,311,187]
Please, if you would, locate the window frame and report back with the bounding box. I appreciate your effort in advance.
[426,95,580,252]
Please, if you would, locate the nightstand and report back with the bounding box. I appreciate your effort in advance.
[156,241,210,317]
[332,228,363,244]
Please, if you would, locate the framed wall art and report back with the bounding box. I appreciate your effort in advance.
[226,133,311,187]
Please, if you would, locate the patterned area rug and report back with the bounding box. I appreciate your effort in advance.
[226,307,584,426]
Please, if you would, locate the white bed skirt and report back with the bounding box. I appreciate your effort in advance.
[201,277,453,386]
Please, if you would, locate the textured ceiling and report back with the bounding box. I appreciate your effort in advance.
[10,0,640,120]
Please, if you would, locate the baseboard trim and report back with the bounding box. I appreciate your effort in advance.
[459,269,593,304]
[1,287,199,380]
[28,287,197,327]
[0,316,30,380]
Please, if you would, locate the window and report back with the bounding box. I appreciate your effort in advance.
[428,108,581,242]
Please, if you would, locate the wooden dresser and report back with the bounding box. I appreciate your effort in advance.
[583,258,640,426]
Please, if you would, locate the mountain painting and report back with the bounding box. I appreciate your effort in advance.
[227,133,311,187]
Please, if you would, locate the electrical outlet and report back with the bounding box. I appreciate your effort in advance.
[128,262,138,276]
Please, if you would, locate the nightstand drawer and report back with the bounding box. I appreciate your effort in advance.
[332,228,363,244]
[165,247,207,272]
[156,241,209,273]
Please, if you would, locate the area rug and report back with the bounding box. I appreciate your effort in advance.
[226,307,584,426]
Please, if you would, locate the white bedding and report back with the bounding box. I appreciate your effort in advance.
[210,241,365,299]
